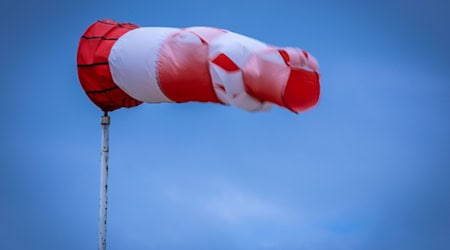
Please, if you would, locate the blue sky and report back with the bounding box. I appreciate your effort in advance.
[1,0,449,249]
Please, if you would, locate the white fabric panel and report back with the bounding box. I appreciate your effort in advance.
[209,32,268,68]
[209,64,229,105]
[209,63,273,112]
[258,51,286,65]
[109,27,179,103]
[208,32,272,112]
[171,31,203,44]
[303,52,319,71]
[258,102,274,112]
[284,47,319,71]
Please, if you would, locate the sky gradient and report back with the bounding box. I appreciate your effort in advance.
[1,0,449,249]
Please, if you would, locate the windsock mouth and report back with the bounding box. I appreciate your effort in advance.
[77,19,143,112]
[282,69,320,113]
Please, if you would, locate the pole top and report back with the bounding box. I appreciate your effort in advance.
[101,112,110,125]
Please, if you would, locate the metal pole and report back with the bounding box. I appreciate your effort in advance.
[99,112,110,250]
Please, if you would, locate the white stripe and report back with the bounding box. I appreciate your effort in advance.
[258,50,286,65]
[109,27,179,103]
[209,61,272,112]
[208,32,272,112]
[209,32,268,68]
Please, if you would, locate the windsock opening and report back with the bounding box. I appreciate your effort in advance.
[283,69,320,113]
[77,19,143,112]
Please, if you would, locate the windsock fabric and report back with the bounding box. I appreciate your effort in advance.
[77,19,320,113]
[77,20,143,112]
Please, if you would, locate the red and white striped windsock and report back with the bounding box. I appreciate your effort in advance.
[77,19,320,113]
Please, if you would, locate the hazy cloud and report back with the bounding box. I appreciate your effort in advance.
[161,177,293,225]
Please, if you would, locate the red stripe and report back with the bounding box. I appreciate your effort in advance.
[77,20,142,111]
[283,69,320,113]
[243,53,320,113]
[158,32,221,104]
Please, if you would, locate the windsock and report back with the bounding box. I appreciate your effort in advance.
[77,19,320,113]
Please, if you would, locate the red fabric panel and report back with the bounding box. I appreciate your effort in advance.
[243,55,291,108]
[158,38,221,104]
[283,69,320,113]
[278,50,290,65]
[243,54,320,113]
[77,19,142,111]
[212,53,240,72]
